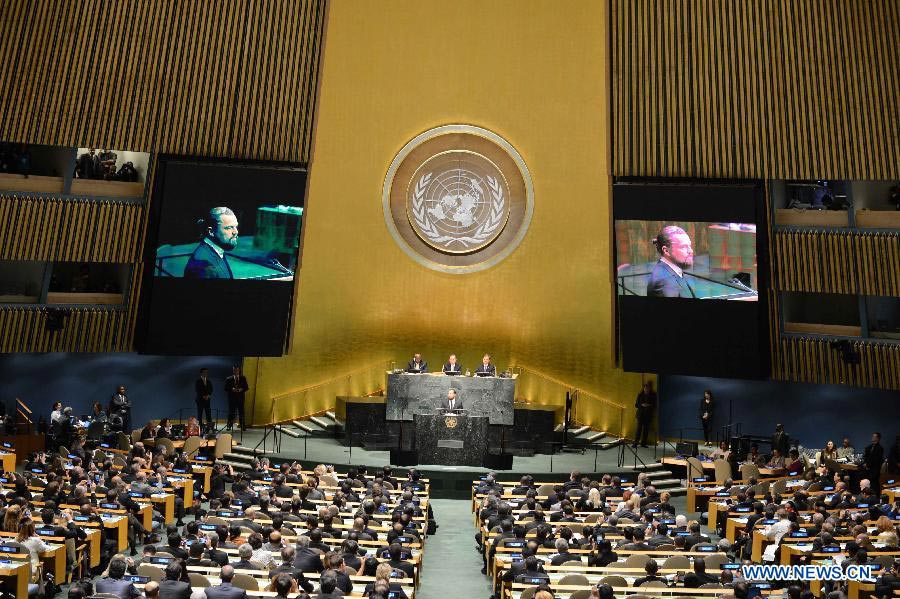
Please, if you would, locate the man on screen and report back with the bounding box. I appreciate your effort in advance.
[442,388,463,412]
[646,225,696,298]
[184,207,239,279]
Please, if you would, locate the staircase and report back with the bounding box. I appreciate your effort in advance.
[554,423,622,451]
[631,461,687,497]
[219,444,277,472]
[286,411,344,437]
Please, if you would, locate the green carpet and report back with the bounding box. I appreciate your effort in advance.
[420,499,492,599]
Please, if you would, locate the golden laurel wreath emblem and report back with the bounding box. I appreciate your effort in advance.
[444,415,458,429]
[410,172,506,250]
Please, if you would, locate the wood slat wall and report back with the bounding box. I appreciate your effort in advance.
[772,230,900,296]
[0,195,145,262]
[611,0,900,179]
[0,0,325,352]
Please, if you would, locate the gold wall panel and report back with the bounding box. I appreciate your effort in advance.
[247,0,646,432]
[611,0,900,179]
[772,335,900,391]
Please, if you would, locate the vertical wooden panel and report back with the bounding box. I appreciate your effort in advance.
[611,0,900,179]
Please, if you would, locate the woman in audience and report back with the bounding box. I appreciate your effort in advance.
[17,518,48,574]
[576,487,604,512]
[766,448,786,469]
[184,416,200,438]
[155,418,173,439]
[2,504,21,532]
[363,563,409,599]
[139,421,155,442]
[820,439,839,464]
[49,401,64,425]
[710,440,731,460]
[90,401,108,423]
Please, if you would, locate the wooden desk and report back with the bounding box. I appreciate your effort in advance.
[0,452,15,473]
[150,493,175,524]
[0,560,30,599]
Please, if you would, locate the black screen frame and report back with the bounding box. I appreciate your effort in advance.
[135,154,308,356]
[613,179,770,379]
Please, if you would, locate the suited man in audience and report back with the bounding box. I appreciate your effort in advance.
[195,368,214,432]
[205,565,247,599]
[864,432,885,495]
[646,225,696,298]
[442,388,463,412]
[184,206,238,279]
[475,354,496,377]
[95,557,141,599]
[406,353,428,373]
[158,561,192,599]
[442,354,463,375]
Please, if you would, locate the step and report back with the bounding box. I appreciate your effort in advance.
[309,416,332,430]
[666,486,688,497]
[231,445,271,456]
[322,412,346,428]
[571,425,591,436]
[584,431,608,443]
[219,459,250,471]
[633,462,664,471]
[649,478,682,488]
[222,452,257,464]
[594,439,621,450]
[292,420,316,434]
[554,423,565,433]
[275,424,302,438]
[645,469,674,479]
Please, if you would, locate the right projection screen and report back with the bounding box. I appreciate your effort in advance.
[614,181,769,379]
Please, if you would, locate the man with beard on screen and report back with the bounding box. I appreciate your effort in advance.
[646,225,696,298]
[184,206,239,278]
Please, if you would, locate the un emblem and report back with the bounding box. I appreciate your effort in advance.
[383,125,534,273]
[444,415,458,429]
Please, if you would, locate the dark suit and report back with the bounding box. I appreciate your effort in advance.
[195,376,213,428]
[205,582,247,599]
[109,393,132,432]
[442,362,463,375]
[441,396,464,412]
[95,577,140,599]
[864,441,885,493]
[158,579,192,599]
[699,398,715,443]
[406,359,428,373]
[646,259,695,298]
[475,364,496,377]
[293,547,325,573]
[184,239,234,279]
[634,389,657,446]
[225,374,249,430]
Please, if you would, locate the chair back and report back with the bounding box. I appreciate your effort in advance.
[137,563,163,581]
[182,435,204,458]
[640,580,667,588]
[58,446,69,457]
[188,572,211,587]
[558,574,589,586]
[771,478,788,496]
[701,553,728,570]
[661,554,690,569]
[155,437,175,456]
[87,421,106,440]
[520,587,538,599]
[116,431,131,451]
[623,553,650,568]
[568,591,591,599]
[230,573,259,591]
[599,575,627,587]
[686,456,705,480]
[130,429,142,444]
[215,433,233,458]
[583,513,600,523]
[739,463,760,481]
[536,484,556,496]
[713,459,732,484]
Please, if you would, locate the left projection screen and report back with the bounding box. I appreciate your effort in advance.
[137,157,307,356]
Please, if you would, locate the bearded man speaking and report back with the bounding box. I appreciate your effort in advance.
[184,206,239,279]
[646,225,696,298]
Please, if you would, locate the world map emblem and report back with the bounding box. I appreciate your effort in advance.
[383,125,534,274]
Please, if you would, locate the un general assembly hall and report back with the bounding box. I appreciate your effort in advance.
[0,2,898,599]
